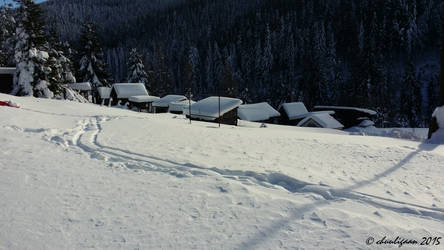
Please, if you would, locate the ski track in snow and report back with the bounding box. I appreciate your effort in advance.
[24,112,442,224]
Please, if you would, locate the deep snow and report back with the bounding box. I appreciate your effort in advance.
[0,93,443,249]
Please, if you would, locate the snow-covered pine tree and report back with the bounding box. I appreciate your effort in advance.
[78,21,110,95]
[126,48,149,89]
[46,28,76,97]
[11,0,53,98]
[0,5,16,66]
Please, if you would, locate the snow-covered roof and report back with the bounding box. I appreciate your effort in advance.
[314,105,377,116]
[187,96,243,121]
[112,83,148,98]
[0,67,15,74]
[152,95,187,108]
[238,102,280,122]
[169,99,196,112]
[279,102,309,120]
[67,82,92,91]
[359,120,375,127]
[297,113,344,129]
[97,87,111,99]
[128,95,160,103]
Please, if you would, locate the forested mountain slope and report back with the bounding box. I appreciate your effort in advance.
[43,0,443,127]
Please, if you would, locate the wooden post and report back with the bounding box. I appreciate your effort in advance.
[188,88,192,124]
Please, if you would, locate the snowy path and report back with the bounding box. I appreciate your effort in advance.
[1,94,443,249]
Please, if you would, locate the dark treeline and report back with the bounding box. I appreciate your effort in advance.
[42,0,443,127]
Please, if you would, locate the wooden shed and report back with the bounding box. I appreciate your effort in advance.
[313,106,377,129]
[0,67,15,94]
[96,87,111,106]
[152,95,187,113]
[238,102,280,123]
[110,83,149,106]
[297,112,344,129]
[184,96,243,126]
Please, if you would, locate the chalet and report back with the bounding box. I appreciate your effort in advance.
[67,82,92,101]
[313,106,377,129]
[238,102,280,123]
[128,95,160,112]
[152,95,187,113]
[297,112,344,129]
[97,87,111,106]
[0,67,15,94]
[184,96,243,126]
[169,99,196,114]
[110,83,149,106]
[278,102,310,125]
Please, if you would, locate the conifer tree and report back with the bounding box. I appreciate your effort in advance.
[78,21,111,94]
[11,0,53,98]
[0,5,16,66]
[400,61,422,127]
[126,48,149,89]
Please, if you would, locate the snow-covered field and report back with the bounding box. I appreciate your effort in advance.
[1,93,443,249]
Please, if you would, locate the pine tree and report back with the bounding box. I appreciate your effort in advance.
[126,48,149,89]
[78,21,110,94]
[11,0,53,98]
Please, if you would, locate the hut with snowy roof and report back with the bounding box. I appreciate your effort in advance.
[67,82,92,101]
[152,95,187,113]
[96,87,111,105]
[169,99,196,114]
[110,83,151,106]
[184,96,243,126]
[238,102,280,123]
[297,112,344,129]
[313,106,377,129]
[278,102,310,125]
[0,67,15,94]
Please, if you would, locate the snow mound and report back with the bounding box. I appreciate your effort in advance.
[238,102,280,122]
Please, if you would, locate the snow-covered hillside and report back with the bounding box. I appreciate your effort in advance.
[1,93,443,249]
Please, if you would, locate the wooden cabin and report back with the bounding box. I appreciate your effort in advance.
[0,67,15,94]
[313,106,377,129]
[184,96,243,126]
[238,102,280,123]
[152,95,187,113]
[128,95,160,112]
[278,102,310,125]
[67,82,92,101]
[110,83,149,106]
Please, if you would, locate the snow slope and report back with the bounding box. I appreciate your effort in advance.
[0,93,443,249]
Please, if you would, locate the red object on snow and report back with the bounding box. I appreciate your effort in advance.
[0,101,20,108]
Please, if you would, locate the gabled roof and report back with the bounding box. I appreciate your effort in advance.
[97,87,111,99]
[278,102,309,120]
[297,113,344,129]
[169,99,196,112]
[112,83,148,98]
[68,82,92,91]
[187,96,243,121]
[152,95,187,108]
[238,102,280,122]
